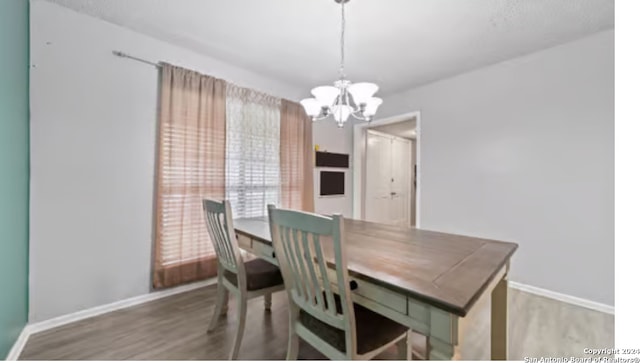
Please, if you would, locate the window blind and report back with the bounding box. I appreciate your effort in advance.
[157,123,219,266]
[225,84,281,218]
[153,64,225,288]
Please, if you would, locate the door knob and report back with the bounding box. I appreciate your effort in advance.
[390,192,397,196]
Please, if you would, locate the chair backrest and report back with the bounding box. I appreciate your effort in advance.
[202,199,245,279]
[267,205,357,355]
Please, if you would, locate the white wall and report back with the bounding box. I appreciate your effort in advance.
[312,119,354,218]
[376,30,614,306]
[410,140,416,226]
[29,1,304,322]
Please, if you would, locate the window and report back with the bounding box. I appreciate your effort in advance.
[154,64,313,289]
[157,123,218,266]
[153,64,224,288]
[225,84,281,218]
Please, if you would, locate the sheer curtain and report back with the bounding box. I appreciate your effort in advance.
[225,84,282,218]
[280,99,315,212]
[153,63,226,288]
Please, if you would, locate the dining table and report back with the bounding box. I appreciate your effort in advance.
[232,216,518,360]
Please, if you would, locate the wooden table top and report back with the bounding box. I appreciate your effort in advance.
[234,217,518,317]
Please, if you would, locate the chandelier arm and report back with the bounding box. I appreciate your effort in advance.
[347,96,363,113]
[345,91,362,112]
[314,113,333,122]
[350,112,369,121]
[331,91,340,109]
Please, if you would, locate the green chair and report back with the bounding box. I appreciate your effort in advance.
[203,199,284,360]
[267,205,411,360]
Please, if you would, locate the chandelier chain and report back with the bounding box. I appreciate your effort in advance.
[340,1,346,79]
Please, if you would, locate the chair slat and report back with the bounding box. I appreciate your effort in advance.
[281,225,306,300]
[214,213,236,269]
[291,228,314,303]
[313,233,337,316]
[210,212,232,269]
[301,231,326,310]
[293,297,346,330]
[205,213,224,261]
[202,199,241,273]
[204,211,230,269]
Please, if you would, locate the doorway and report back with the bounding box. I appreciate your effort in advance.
[353,112,421,228]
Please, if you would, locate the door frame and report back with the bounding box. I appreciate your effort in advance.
[353,111,422,228]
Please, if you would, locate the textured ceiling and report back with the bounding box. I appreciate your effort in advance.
[43,0,614,96]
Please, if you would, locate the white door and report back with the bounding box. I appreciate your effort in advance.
[389,137,412,226]
[364,131,391,224]
[364,130,412,226]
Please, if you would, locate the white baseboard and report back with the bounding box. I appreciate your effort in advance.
[29,277,217,334]
[509,281,614,315]
[5,326,31,361]
[4,277,216,360]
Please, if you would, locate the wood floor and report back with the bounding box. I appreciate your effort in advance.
[20,284,614,360]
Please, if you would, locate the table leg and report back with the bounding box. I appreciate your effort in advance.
[427,308,459,360]
[411,336,429,360]
[491,277,508,360]
[428,337,456,360]
[217,266,230,316]
[425,336,430,359]
[264,293,272,311]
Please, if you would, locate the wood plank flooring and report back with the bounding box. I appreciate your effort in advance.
[20,284,614,360]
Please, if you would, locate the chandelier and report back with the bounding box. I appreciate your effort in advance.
[300,0,382,128]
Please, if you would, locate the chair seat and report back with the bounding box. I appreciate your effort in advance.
[223,259,283,291]
[300,296,407,354]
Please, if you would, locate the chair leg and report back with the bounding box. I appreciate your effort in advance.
[207,283,229,333]
[397,331,411,360]
[229,294,248,360]
[264,293,272,311]
[286,307,299,360]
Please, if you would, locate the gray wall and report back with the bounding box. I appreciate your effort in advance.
[313,119,354,218]
[376,30,614,306]
[0,0,30,357]
[29,1,302,322]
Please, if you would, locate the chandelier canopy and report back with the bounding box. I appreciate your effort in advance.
[300,0,382,128]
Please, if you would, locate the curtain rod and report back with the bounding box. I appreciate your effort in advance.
[112,50,160,68]
[111,50,298,104]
